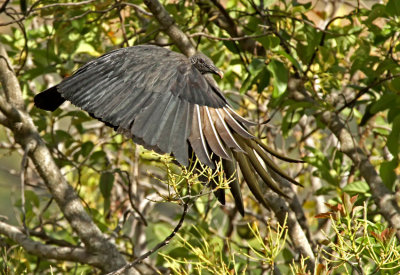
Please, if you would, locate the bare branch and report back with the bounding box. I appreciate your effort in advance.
[122,2,152,16]
[0,16,26,27]
[197,0,264,55]
[0,220,106,267]
[336,74,400,113]
[0,43,131,273]
[143,0,196,57]
[0,0,11,13]
[264,175,316,271]
[321,110,400,239]
[20,142,35,237]
[0,111,8,125]
[108,200,190,275]
[0,46,24,109]
[189,32,273,41]
[117,0,129,47]
[32,0,98,10]
[289,79,400,241]
[266,190,315,265]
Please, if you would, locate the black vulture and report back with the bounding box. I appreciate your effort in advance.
[34,45,302,215]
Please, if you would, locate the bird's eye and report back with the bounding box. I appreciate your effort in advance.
[199,59,204,64]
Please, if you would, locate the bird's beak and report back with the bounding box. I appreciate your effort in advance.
[215,69,224,79]
[209,64,224,78]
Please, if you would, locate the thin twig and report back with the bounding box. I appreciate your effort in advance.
[0,43,128,271]
[336,73,400,113]
[117,0,129,47]
[32,0,98,11]
[0,0,11,13]
[119,170,148,226]
[122,2,152,16]
[20,143,33,237]
[107,200,191,275]
[304,12,357,76]
[188,32,272,41]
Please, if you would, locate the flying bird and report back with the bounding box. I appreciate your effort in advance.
[34,45,302,215]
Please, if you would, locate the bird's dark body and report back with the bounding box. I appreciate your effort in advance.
[35,45,301,215]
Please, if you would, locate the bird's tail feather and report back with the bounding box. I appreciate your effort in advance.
[189,105,302,215]
[225,136,302,215]
[222,156,244,215]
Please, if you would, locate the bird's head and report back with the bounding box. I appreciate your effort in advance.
[190,53,224,78]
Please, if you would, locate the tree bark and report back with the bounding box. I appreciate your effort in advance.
[0,44,132,274]
[289,79,400,240]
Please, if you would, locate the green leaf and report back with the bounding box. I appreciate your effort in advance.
[240,59,266,93]
[24,190,40,208]
[168,247,189,258]
[267,60,288,98]
[246,16,262,32]
[54,130,72,143]
[99,172,114,199]
[365,4,386,24]
[81,141,94,157]
[59,110,91,119]
[296,25,322,64]
[30,48,60,67]
[152,223,172,242]
[276,49,303,74]
[99,172,114,216]
[90,151,107,165]
[257,68,270,93]
[342,181,370,194]
[262,0,277,8]
[22,66,56,81]
[292,1,312,13]
[223,40,239,54]
[387,114,400,155]
[281,110,302,136]
[248,58,265,75]
[195,195,206,215]
[75,41,101,56]
[239,74,252,94]
[257,36,280,50]
[370,92,397,114]
[386,0,400,16]
[372,116,391,136]
[99,172,114,214]
[389,77,400,93]
[380,158,398,190]
[315,186,335,196]
[375,59,398,75]
[304,146,338,186]
[280,101,314,135]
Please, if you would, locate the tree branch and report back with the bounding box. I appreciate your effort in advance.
[0,43,131,273]
[32,0,98,10]
[197,0,265,55]
[266,190,315,263]
[0,46,24,109]
[143,2,317,272]
[321,111,400,239]
[0,221,106,267]
[107,200,191,275]
[289,79,400,240]
[143,0,196,57]
[264,172,316,271]
[188,32,273,41]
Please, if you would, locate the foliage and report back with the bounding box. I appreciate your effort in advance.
[0,0,399,274]
[315,194,400,274]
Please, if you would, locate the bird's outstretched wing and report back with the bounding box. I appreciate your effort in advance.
[34,45,302,215]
